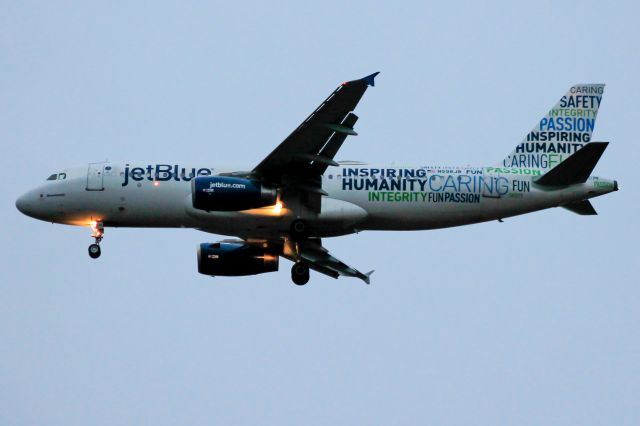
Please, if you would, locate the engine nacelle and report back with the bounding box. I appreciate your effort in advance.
[192,176,277,211]
[197,242,279,277]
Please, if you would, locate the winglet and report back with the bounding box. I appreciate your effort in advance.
[359,270,375,285]
[362,72,380,87]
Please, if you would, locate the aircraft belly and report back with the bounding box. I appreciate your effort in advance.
[361,201,490,230]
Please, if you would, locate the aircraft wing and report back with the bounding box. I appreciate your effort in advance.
[249,72,379,210]
[284,238,373,284]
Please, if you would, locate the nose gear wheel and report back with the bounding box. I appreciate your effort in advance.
[88,221,104,259]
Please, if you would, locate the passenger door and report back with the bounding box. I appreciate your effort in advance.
[86,162,106,191]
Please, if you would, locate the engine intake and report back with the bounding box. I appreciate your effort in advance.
[192,176,277,211]
[198,242,279,277]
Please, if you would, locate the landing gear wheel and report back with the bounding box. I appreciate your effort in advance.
[290,219,308,240]
[88,243,101,259]
[291,262,310,285]
[88,221,104,259]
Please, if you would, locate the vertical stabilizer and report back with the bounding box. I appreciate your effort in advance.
[499,84,605,171]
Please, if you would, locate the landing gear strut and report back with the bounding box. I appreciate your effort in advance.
[88,221,104,259]
[291,262,310,285]
[285,232,311,285]
[290,219,308,241]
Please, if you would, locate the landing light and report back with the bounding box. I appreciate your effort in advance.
[153,181,160,187]
[273,201,283,213]
[89,220,104,238]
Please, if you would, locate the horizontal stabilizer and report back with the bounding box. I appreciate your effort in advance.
[562,200,598,215]
[535,142,608,186]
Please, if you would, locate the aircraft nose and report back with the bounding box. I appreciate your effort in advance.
[15,192,34,216]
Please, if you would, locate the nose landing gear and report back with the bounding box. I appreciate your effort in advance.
[88,243,101,258]
[88,221,104,259]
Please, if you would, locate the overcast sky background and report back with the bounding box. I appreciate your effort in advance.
[1,1,639,425]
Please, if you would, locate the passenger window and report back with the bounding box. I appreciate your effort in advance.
[58,173,67,180]
[47,174,57,181]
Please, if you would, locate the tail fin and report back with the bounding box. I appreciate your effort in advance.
[499,84,605,171]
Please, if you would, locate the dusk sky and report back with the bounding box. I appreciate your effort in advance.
[2,1,638,424]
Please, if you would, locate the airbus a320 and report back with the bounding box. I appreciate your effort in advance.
[16,73,618,285]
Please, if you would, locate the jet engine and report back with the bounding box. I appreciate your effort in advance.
[192,176,277,211]
[197,242,279,277]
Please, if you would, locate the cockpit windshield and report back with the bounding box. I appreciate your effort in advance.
[46,173,66,181]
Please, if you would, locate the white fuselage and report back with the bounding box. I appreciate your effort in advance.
[16,162,617,239]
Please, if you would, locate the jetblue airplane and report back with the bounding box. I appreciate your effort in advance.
[15,73,618,285]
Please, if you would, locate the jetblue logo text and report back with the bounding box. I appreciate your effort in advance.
[122,164,215,186]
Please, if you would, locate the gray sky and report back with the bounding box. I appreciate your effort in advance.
[1,1,638,424]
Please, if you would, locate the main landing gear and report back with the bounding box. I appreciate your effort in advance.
[290,218,308,241]
[289,218,310,285]
[291,262,310,285]
[88,221,104,259]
